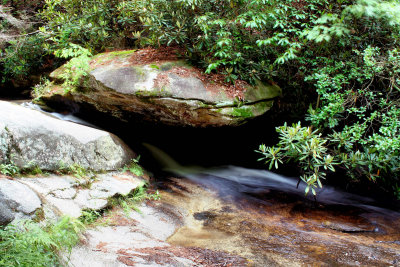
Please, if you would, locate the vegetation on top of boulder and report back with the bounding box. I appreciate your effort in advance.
[53,43,92,93]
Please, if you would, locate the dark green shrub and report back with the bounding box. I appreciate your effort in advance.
[0,33,49,83]
[1,0,136,83]
[40,0,138,51]
[120,0,337,84]
[257,0,400,197]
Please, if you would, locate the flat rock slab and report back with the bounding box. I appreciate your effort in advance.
[0,177,42,225]
[0,100,134,171]
[20,172,143,218]
[65,203,246,267]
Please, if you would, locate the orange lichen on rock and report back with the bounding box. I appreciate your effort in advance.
[128,46,182,65]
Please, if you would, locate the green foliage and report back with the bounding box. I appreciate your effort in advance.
[67,164,90,179]
[79,183,160,226]
[22,161,44,176]
[0,217,83,266]
[40,0,134,51]
[118,0,354,84]
[78,184,160,226]
[0,34,49,83]
[53,43,92,93]
[257,122,336,195]
[110,182,160,215]
[0,162,20,176]
[79,209,103,225]
[1,160,44,177]
[255,0,400,197]
[121,157,144,176]
[57,162,94,181]
[32,77,52,98]
[120,0,288,83]
[0,3,48,83]
[304,47,400,188]
[1,0,126,84]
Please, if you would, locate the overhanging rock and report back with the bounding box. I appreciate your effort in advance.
[41,48,281,127]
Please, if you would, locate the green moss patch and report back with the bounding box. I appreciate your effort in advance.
[231,106,254,118]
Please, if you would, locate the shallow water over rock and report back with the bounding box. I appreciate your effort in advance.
[155,166,400,266]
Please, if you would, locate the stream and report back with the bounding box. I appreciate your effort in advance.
[15,101,400,266]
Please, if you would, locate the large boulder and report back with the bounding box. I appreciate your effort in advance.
[0,101,134,171]
[41,48,281,127]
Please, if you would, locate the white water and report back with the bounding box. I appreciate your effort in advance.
[20,102,100,129]
[144,143,399,216]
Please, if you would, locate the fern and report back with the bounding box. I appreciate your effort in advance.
[53,43,92,93]
[0,217,83,266]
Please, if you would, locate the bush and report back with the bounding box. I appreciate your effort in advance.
[1,0,133,84]
[257,0,400,197]
[40,0,137,51]
[0,162,20,176]
[120,0,335,84]
[0,3,50,84]
[0,33,49,83]
[257,122,336,196]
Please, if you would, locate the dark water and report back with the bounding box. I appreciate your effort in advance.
[38,96,283,169]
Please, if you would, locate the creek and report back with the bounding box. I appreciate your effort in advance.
[15,100,400,265]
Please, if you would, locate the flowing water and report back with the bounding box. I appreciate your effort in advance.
[139,144,399,266]
[19,101,100,128]
[155,166,400,266]
[14,101,400,266]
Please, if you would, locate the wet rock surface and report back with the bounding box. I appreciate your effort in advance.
[65,203,247,267]
[1,162,399,266]
[42,48,281,127]
[0,100,134,171]
[158,175,400,266]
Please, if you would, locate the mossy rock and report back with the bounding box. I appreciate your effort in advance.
[44,49,282,127]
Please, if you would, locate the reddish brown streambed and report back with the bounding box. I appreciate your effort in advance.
[156,166,400,266]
